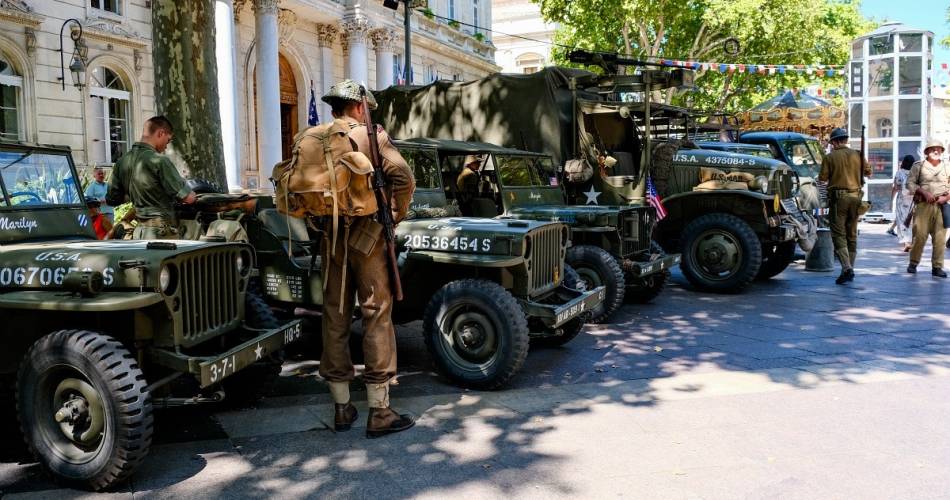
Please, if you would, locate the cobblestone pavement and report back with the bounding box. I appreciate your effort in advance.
[3,223,949,499]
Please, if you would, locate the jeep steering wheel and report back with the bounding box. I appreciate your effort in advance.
[8,191,43,205]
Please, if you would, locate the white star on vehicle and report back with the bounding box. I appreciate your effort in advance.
[583,186,601,205]
[254,343,264,360]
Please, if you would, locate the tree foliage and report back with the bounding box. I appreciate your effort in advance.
[151,0,226,188]
[536,0,873,112]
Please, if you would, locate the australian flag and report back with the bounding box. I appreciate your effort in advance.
[646,176,668,221]
[307,84,319,126]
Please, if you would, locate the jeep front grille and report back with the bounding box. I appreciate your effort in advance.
[621,208,652,256]
[526,224,564,296]
[178,248,242,347]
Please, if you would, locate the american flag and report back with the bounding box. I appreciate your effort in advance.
[646,176,668,220]
[307,83,319,126]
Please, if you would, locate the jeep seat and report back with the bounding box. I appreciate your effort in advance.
[468,197,499,218]
[258,208,315,256]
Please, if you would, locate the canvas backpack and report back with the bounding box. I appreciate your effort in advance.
[271,118,379,221]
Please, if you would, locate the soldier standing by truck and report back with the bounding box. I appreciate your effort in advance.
[819,128,871,285]
[318,81,417,438]
[106,116,196,239]
[905,139,949,278]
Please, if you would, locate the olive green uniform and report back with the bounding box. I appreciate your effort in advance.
[319,116,415,386]
[906,159,950,269]
[106,142,191,239]
[819,145,870,270]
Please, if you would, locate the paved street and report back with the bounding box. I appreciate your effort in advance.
[3,222,950,499]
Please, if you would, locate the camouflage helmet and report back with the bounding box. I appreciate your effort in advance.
[322,79,377,110]
[829,128,848,142]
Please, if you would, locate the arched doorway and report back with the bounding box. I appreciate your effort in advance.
[254,53,299,162]
[278,54,298,159]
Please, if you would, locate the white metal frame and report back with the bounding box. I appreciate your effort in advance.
[89,85,131,165]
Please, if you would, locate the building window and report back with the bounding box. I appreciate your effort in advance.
[869,35,893,56]
[448,0,455,21]
[472,0,479,33]
[91,0,121,15]
[0,56,22,141]
[89,67,131,165]
[516,53,543,74]
[425,64,437,83]
[899,33,922,52]
[898,56,922,95]
[877,117,893,138]
[392,54,403,84]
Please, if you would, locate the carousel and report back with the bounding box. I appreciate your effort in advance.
[739,90,846,138]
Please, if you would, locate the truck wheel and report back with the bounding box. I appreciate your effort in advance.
[532,265,590,348]
[565,245,625,323]
[624,241,670,304]
[423,279,529,390]
[680,213,762,293]
[16,330,152,491]
[756,241,796,280]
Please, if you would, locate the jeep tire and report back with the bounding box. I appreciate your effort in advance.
[565,245,625,323]
[680,213,762,293]
[624,241,671,304]
[423,279,529,390]
[532,265,590,348]
[17,330,153,491]
[756,241,797,280]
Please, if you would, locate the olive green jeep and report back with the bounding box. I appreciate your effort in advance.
[0,142,302,490]
[395,139,680,323]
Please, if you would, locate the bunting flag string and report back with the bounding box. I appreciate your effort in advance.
[656,58,845,77]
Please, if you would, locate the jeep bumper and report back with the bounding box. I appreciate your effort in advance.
[150,319,303,388]
[621,253,681,278]
[519,285,606,328]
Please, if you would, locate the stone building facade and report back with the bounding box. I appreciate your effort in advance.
[0,0,498,190]
[491,0,554,74]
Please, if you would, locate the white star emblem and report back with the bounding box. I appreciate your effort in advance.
[254,343,264,360]
[583,186,601,205]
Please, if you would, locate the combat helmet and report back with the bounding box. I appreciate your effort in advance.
[923,138,945,154]
[322,79,377,110]
[829,128,848,142]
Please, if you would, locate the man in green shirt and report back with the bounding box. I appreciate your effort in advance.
[107,116,196,239]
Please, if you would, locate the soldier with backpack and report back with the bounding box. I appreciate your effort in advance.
[272,80,416,438]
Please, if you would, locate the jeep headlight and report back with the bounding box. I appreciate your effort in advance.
[159,264,177,294]
[236,254,244,273]
[237,249,252,276]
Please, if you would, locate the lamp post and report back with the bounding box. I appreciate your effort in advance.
[383,0,423,84]
[59,18,86,91]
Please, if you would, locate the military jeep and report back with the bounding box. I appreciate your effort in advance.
[395,138,680,323]
[0,142,302,490]
[175,181,605,390]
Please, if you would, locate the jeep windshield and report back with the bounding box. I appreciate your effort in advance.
[779,140,823,178]
[0,150,83,208]
[494,155,560,189]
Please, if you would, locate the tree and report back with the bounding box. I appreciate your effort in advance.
[151,0,227,188]
[536,0,871,113]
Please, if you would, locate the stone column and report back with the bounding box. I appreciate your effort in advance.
[215,0,242,191]
[370,29,396,90]
[341,16,371,87]
[253,0,282,186]
[315,23,338,123]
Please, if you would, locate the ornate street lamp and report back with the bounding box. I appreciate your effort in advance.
[59,18,86,91]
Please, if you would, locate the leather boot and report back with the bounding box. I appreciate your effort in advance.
[334,402,358,432]
[835,269,854,285]
[907,264,918,274]
[933,268,948,278]
[365,382,414,438]
[366,407,415,439]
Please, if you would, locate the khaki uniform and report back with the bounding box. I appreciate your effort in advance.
[319,116,415,385]
[906,159,950,268]
[106,142,191,239]
[819,145,870,270]
[456,166,479,214]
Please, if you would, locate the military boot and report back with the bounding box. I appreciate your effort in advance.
[365,382,415,439]
[328,381,358,432]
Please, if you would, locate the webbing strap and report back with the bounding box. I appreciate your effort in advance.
[321,132,340,257]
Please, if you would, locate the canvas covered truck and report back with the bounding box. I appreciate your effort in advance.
[374,50,815,293]
[0,141,302,490]
[174,180,605,390]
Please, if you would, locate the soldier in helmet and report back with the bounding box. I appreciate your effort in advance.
[317,80,416,438]
[819,128,871,284]
[905,139,949,277]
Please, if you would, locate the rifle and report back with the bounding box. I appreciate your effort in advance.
[360,87,404,301]
[860,125,866,187]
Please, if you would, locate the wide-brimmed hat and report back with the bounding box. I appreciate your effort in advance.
[322,79,377,110]
[463,154,483,166]
[924,139,945,154]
